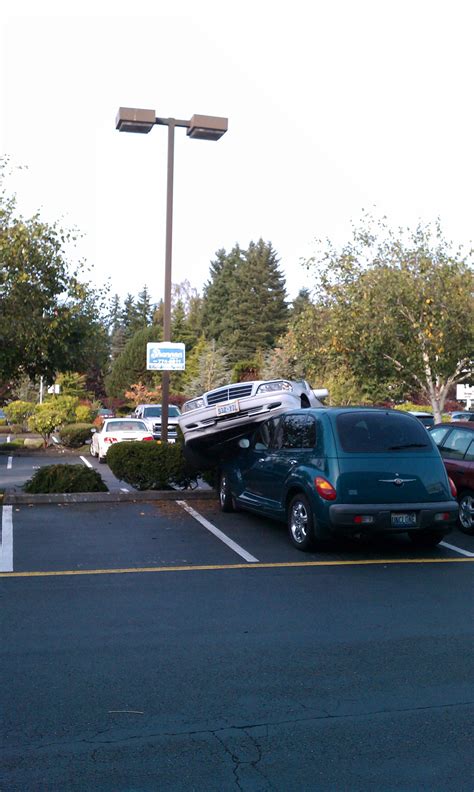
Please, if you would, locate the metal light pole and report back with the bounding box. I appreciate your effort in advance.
[116,108,228,442]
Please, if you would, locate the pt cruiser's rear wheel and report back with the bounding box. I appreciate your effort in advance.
[287,494,315,552]
[219,473,235,512]
[408,530,445,548]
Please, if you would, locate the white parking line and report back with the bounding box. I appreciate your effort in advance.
[1,505,13,572]
[7,435,11,443]
[120,488,130,493]
[7,456,12,470]
[440,541,474,558]
[177,500,259,563]
[80,455,93,469]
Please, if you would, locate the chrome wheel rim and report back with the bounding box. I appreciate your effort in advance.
[459,495,474,531]
[290,501,308,544]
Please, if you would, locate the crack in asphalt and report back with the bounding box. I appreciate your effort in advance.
[212,727,274,791]
[2,697,474,758]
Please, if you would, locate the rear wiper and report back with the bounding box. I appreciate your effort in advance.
[388,443,428,450]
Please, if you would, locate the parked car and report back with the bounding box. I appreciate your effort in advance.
[218,407,458,550]
[97,407,115,420]
[90,418,154,462]
[449,411,474,423]
[407,411,435,428]
[179,379,328,456]
[429,421,474,534]
[131,403,181,442]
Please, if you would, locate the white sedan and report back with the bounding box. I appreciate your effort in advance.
[90,418,154,462]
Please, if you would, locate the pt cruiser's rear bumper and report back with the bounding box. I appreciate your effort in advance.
[328,500,458,535]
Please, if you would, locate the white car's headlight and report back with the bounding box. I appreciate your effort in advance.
[183,398,205,413]
[257,381,293,394]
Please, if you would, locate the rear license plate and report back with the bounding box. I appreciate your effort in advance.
[216,400,239,416]
[391,512,417,527]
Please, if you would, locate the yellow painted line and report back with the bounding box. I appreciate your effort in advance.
[1,557,474,578]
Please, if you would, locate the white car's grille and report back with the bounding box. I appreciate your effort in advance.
[206,384,253,406]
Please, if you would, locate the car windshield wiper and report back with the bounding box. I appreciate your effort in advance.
[388,443,428,450]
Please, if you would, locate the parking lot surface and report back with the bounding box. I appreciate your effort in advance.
[1,453,474,790]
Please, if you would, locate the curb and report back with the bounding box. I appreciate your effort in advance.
[3,489,217,505]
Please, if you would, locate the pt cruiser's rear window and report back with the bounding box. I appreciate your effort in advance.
[336,411,430,453]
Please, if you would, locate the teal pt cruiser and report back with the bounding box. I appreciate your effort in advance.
[218,408,459,550]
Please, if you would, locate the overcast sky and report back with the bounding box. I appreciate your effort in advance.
[1,0,473,306]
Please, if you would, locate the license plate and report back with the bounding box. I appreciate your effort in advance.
[391,512,417,527]
[216,400,239,416]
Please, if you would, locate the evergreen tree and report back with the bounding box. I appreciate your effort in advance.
[186,339,232,396]
[105,325,162,398]
[200,240,288,364]
[291,287,312,318]
[135,285,154,327]
[122,294,138,339]
[201,245,243,342]
[108,294,122,334]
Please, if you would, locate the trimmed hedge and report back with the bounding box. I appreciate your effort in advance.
[106,441,197,490]
[59,423,95,448]
[0,424,23,434]
[24,464,108,494]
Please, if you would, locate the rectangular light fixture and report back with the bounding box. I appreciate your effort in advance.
[115,107,156,133]
[187,114,228,141]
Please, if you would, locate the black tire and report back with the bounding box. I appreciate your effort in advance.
[458,491,474,534]
[287,493,316,551]
[98,454,106,464]
[409,530,445,549]
[89,442,97,458]
[219,472,235,512]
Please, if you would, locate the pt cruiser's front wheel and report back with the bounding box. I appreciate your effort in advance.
[287,494,315,552]
[219,473,235,513]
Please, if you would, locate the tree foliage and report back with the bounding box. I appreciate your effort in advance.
[0,159,107,386]
[303,215,474,419]
[201,240,288,363]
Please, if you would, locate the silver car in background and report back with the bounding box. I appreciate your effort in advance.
[132,403,181,442]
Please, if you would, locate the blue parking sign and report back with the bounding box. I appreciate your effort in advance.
[147,342,186,371]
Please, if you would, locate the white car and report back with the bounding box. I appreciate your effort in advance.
[90,418,154,462]
[178,379,328,455]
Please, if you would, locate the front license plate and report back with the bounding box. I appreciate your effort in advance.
[216,400,239,416]
[391,512,417,527]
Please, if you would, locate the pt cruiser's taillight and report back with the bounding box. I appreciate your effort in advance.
[314,476,337,500]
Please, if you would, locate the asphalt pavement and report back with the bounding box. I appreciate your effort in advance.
[1,449,474,790]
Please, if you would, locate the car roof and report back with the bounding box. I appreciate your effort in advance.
[106,417,144,422]
[432,421,474,430]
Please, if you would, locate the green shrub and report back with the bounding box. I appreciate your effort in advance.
[24,464,108,494]
[0,439,24,452]
[75,404,93,423]
[59,423,94,448]
[0,424,23,434]
[106,441,197,490]
[4,400,35,429]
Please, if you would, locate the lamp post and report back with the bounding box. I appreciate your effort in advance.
[115,107,228,442]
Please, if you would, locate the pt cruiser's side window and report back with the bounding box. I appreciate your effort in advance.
[275,414,317,450]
